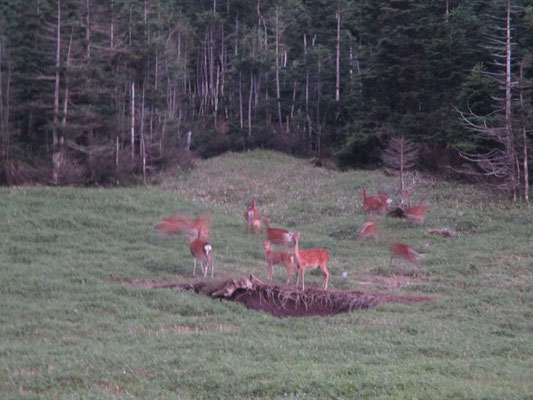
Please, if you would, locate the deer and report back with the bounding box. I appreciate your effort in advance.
[357,220,378,241]
[262,216,293,247]
[362,188,390,215]
[263,241,297,285]
[189,228,214,278]
[155,211,211,242]
[405,202,427,227]
[244,199,261,234]
[389,242,423,268]
[292,232,330,291]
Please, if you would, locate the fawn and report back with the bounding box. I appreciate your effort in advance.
[292,232,330,290]
[263,241,297,285]
[244,199,261,234]
[262,216,293,247]
[389,242,423,267]
[189,228,214,277]
[155,211,211,242]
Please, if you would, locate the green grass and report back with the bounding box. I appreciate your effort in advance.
[1,150,532,399]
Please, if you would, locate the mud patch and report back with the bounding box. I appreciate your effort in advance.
[120,275,433,318]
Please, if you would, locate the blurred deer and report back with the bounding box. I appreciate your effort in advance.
[292,232,330,290]
[262,216,293,247]
[405,202,427,227]
[244,199,261,234]
[263,241,297,285]
[362,188,390,215]
[155,211,211,242]
[389,242,423,267]
[190,228,214,277]
[357,220,378,241]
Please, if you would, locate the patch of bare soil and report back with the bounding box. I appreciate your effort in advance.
[120,276,433,318]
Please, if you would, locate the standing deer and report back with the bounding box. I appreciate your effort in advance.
[389,242,423,267]
[189,228,214,277]
[292,232,330,290]
[362,188,390,214]
[262,216,293,247]
[263,241,297,285]
[244,199,261,234]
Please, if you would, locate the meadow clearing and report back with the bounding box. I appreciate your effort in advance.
[1,150,532,399]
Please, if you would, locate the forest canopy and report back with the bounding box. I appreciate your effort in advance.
[0,0,531,189]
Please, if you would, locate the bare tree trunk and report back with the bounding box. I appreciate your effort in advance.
[248,72,253,137]
[275,7,282,133]
[62,28,73,128]
[316,56,322,155]
[214,64,220,119]
[52,0,62,184]
[220,25,225,99]
[115,135,119,185]
[154,6,159,90]
[335,5,340,102]
[141,81,146,183]
[290,80,296,121]
[131,80,135,157]
[504,0,516,201]
[86,0,91,58]
[0,36,8,166]
[210,25,214,109]
[110,0,114,48]
[239,71,243,129]
[304,34,310,139]
[519,61,529,205]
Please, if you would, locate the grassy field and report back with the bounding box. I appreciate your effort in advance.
[1,150,532,399]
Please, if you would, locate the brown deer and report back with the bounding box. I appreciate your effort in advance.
[389,242,423,267]
[244,199,261,234]
[262,216,293,247]
[263,241,297,285]
[405,202,427,227]
[357,220,378,241]
[362,188,389,214]
[292,232,330,291]
[189,228,214,277]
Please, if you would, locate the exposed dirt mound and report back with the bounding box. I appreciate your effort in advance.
[122,276,433,318]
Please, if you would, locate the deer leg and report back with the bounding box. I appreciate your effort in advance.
[285,265,292,285]
[193,258,197,277]
[323,267,329,290]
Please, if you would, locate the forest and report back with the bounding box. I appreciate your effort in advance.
[0,0,532,196]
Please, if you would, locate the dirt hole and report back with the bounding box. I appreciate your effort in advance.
[119,275,433,318]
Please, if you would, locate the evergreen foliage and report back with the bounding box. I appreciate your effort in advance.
[0,0,531,186]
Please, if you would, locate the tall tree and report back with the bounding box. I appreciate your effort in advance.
[456,0,525,200]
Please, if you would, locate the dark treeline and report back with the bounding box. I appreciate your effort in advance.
[0,0,532,187]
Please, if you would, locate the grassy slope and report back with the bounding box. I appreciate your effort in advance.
[1,150,532,399]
